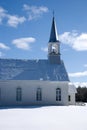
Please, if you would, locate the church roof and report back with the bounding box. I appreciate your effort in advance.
[68,83,77,93]
[49,16,59,42]
[0,59,69,81]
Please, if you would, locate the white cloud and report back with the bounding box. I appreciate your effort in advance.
[73,82,87,87]
[59,31,87,51]
[0,43,10,50]
[23,4,48,20]
[7,15,26,27]
[12,37,36,50]
[69,71,87,78]
[0,7,6,13]
[0,6,26,27]
[0,7,6,23]
[41,47,48,52]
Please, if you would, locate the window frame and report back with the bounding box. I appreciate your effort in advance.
[56,88,61,101]
[0,88,1,101]
[16,87,22,102]
[68,95,71,102]
[36,88,42,101]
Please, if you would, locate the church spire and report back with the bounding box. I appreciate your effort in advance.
[48,14,61,64]
[49,14,59,42]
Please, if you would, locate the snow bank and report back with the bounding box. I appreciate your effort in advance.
[0,105,87,130]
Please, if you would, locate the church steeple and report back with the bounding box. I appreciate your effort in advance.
[48,15,61,64]
[49,15,59,42]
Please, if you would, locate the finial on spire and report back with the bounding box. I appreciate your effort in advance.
[53,10,54,18]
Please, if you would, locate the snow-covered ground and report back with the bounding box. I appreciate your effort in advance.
[0,105,87,130]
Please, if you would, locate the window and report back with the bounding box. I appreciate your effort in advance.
[16,87,22,101]
[0,88,1,100]
[68,95,71,102]
[56,88,61,101]
[36,88,42,101]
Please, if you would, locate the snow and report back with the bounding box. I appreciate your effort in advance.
[0,105,87,130]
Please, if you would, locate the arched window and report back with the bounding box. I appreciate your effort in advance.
[36,88,42,101]
[16,87,22,101]
[56,88,61,101]
[68,95,71,102]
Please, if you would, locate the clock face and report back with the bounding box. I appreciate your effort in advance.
[52,44,58,54]
[48,43,59,54]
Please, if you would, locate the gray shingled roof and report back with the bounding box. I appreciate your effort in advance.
[0,59,69,81]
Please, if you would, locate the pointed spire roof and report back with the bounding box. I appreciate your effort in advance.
[49,15,59,42]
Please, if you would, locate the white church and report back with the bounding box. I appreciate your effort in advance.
[0,16,76,106]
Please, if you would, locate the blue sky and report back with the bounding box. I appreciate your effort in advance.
[0,0,87,86]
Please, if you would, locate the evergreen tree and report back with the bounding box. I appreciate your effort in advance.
[76,86,87,102]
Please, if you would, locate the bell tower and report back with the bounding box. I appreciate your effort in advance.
[48,15,61,64]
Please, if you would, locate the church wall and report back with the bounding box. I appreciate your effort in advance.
[68,93,76,105]
[0,80,69,106]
